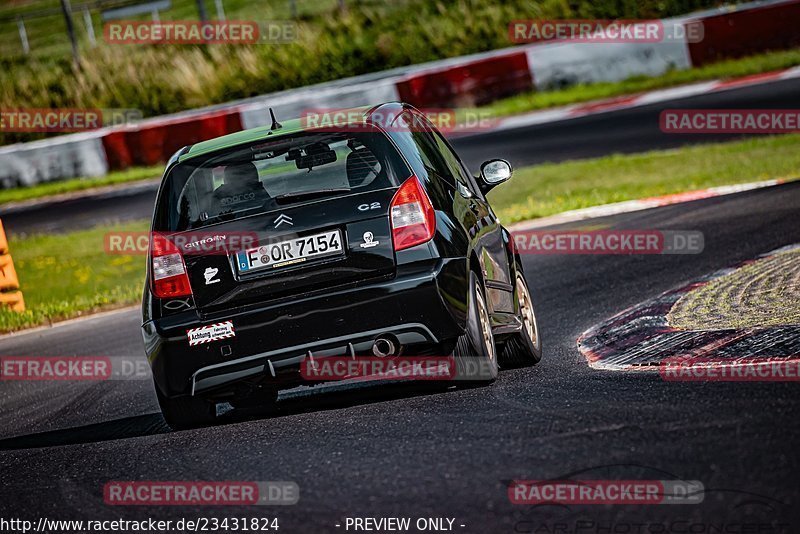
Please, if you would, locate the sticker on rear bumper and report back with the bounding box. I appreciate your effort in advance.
[187,321,235,346]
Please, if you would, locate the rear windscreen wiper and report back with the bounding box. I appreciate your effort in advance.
[274,188,350,203]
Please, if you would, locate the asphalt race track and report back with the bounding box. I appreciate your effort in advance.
[1,181,799,529]
[3,76,799,236]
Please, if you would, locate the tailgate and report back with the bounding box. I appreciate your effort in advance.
[182,188,397,314]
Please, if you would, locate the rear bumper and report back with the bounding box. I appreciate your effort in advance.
[143,258,467,398]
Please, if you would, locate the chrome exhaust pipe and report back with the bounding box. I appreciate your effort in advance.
[372,337,396,357]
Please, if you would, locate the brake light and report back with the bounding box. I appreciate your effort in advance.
[390,176,436,251]
[149,233,192,298]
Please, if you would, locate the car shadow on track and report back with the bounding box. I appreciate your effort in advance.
[0,413,171,450]
[0,380,486,450]
[229,380,470,422]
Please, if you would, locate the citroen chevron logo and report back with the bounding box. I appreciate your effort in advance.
[274,213,293,228]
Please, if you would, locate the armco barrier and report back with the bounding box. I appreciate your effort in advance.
[102,108,243,170]
[396,52,533,108]
[239,79,400,130]
[103,81,397,170]
[100,130,133,170]
[0,133,108,188]
[526,19,692,89]
[687,0,800,66]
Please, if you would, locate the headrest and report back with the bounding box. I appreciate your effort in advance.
[346,148,380,188]
[224,162,260,186]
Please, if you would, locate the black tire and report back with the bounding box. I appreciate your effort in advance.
[452,271,498,383]
[500,271,542,368]
[156,387,217,430]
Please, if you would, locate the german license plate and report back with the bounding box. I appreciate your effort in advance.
[236,230,343,272]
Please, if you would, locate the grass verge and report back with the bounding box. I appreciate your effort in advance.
[0,166,162,206]
[488,134,800,223]
[1,134,799,333]
[482,48,800,117]
[0,221,148,333]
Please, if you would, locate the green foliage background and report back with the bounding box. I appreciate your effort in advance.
[0,0,734,145]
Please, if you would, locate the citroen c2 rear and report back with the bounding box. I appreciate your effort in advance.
[142,104,472,414]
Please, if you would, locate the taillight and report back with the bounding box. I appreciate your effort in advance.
[390,176,436,251]
[149,233,192,298]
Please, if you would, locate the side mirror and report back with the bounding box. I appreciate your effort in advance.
[479,159,512,193]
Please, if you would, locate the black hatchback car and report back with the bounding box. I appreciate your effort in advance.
[142,102,541,428]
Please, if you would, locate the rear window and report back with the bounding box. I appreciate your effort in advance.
[154,130,409,232]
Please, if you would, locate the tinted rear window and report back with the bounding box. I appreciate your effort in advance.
[154,130,409,232]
